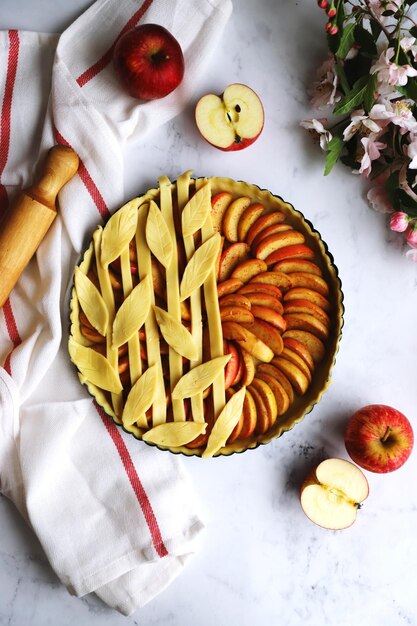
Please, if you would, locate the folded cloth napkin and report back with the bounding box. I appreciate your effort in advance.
[0,0,232,615]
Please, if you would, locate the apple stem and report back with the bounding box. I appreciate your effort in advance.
[381,425,392,443]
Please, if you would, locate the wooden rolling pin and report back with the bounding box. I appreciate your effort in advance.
[0,145,79,308]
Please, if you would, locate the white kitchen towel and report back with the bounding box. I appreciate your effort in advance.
[0,0,232,616]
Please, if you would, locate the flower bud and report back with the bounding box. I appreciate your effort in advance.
[317,0,328,8]
[390,211,409,232]
[327,5,337,17]
[325,22,339,35]
[405,222,417,248]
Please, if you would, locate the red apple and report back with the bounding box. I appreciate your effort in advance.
[345,404,414,473]
[195,83,264,151]
[113,24,185,100]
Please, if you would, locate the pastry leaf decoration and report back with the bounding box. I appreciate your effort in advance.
[142,421,207,447]
[74,267,109,336]
[181,182,211,238]
[153,306,198,361]
[112,275,152,348]
[179,232,221,301]
[202,387,246,458]
[145,199,173,268]
[122,365,158,428]
[68,338,122,393]
[100,199,138,266]
[171,355,230,400]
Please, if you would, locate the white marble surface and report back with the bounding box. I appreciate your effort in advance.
[1,1,417,625]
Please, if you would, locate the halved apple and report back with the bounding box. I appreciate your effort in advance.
[195,83,264,151]
[300,458,369,530]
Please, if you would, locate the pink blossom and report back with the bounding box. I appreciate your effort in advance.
[371,48,417,87]
[405,223,417,247]
[370,100,417,135]
[343,109,382,142]
[308,55,341,108]
[368,0,402,17]
[367,170,393,213]
[359,135,387,178]
[400,37,417,61]
[407,136,417,168]
[390,211,409,232]
[406,248,417,262]
[300,118,332,150]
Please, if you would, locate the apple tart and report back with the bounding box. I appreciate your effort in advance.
[69,172,343,457]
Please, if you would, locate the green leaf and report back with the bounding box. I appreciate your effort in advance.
[335,57,350,94]
[364,73,378,112]
[332,75,368,115]
[336,22,356,59]
[324,136,345,176]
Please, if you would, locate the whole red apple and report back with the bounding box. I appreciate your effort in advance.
[195,83,264,151]
[113,24,185,101]
[345,404,414,473]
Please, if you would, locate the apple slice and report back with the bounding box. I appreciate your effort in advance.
[246,211,286,246]
[273,258,323,276]
[300,458,369,530]
[238,282,283,300]
[264,243,315,265]
[280,346,312,383]
[283,287,331,312]
[195,83,264,151]
[223,341,240,389]
[220,305,255,324]
[250,377,278,429]
[251,305,287,332]
[237,203,265,241]
[231,258,268,283]
[241,319,284,355]
[231,344,245,386]
[211,192,233,232]
[240,347,256,386]
[283,312,329,342]
[256,371,290,416]
[251,223,293,249]
[226,389,245,444]
[239,389,258,439]
[244,292,284,314]
[284,272,329,296]
[217,277,244,298]
[249,383,272,435]
[249,271,292,292]
[254,231,306,262]
[257,362,294,405]
[282,336,315,373]
[219,293,252,309]
[222,321,274,362]
[282,330,325,364]
[222,196,251,242]
[271,356,310,395]
[218,242,250,281]
[283,299,330,327]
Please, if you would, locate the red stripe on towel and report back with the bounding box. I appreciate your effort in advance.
[1,31,21,375]
[0,30,20,216]
[2,298,22,375]
[76,0,154,88]
[53,127,111,221]
[95,403,169,558]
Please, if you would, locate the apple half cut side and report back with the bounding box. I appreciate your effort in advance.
[300,458,369,530]
[195,83,264,151]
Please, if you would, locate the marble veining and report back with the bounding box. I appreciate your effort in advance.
[1,0,417,625]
